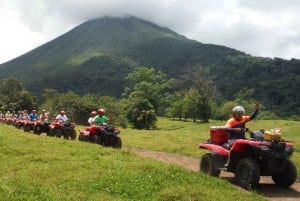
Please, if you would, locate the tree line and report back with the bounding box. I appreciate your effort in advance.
[1,67,298,130]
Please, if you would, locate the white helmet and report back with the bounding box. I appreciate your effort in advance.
[232,106,245,114]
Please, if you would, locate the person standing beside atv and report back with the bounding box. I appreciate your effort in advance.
[225,102,260,144]
[55,110,68,123]
[93,108,108,125]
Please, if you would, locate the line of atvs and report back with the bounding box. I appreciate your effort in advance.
[0,117,122,148]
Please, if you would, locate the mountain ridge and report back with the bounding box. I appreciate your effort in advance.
[0,16,299,117]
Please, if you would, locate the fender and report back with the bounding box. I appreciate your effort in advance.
[199,143,229,156]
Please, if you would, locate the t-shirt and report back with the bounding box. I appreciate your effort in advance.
[93,115,108,125]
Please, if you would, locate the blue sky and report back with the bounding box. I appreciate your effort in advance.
[1,0,300,64]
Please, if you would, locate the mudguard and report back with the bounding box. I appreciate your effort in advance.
[199,143,229,156]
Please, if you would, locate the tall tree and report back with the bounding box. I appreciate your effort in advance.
[124,67,175,111]
[0,78,36,112]
[123,67,173,129]
[183,67,218,122]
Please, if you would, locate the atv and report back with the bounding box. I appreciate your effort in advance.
[199,126,297,189]
[23,119,37,132]
[48,120,76,140]
[79,123,122,149]
[33,119,50,135]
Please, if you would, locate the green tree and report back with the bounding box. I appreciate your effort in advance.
[0,78,36,112]
[182,68,218,122]
[123,67,174,129]
[126,97,156,129]
[165,92,185,120]
[124,67,175,112]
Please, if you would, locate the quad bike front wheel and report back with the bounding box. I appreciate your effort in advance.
[235,158,260,189]
[47,129,55,137]
[272,160,297,187]
[69,130,77,140]
[112,136,122,149]
[200,153,221,177]
[23,125,31,132]
[34,126,42,135]
[55,129,63,138]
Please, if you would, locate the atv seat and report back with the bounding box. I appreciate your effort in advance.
[210,126,229,146]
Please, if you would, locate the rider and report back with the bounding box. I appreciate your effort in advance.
[93,108,108,125]
[29,109,38,121]
[225,102,260,144]
[88,111,97,126]
[55,110,68,123]
[39,109,49,122]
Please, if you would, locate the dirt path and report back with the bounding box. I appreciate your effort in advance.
[126,147,300,201]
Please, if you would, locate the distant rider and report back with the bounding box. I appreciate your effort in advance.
[29,109,38,121]
[55,110,68,123]
[88,111,97,126]
[93,108,108,125]
[39,109,49,122]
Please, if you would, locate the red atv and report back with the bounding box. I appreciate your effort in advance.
[48,120,76,140]
[33,119,50,135]
[79,123,122,149]
[23,120,37,132]
[199,126,297,189]
[14,119,26,129]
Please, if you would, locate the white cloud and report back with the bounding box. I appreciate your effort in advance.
[1,0,300,64]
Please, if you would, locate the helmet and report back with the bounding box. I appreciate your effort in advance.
[60,110,65,115]
[98,108,105,115]
[91,111,97,116]
[232,106,245,114]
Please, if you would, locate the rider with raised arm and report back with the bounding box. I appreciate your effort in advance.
[225,102,260,145]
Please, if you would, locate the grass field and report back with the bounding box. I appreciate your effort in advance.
[122,118,299,163]
[1,118,299,200]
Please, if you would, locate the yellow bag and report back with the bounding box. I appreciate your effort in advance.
[264,129,281,141]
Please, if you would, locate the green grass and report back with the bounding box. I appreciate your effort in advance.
[0,123,265,201]
[121,118,300,179]
[2,118,298,200]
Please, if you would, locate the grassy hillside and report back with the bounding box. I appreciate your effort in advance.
[121,118,300,179]
[0,122,268,201]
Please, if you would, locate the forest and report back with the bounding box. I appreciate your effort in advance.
[1,66,297,130]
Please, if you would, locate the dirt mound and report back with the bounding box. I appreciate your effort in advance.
[127,147,300,201]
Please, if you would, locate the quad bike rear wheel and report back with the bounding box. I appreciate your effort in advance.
[200,153,221,177]
[93,135,103,145]
[272,160,297,187]
[235,158,260,189]
[78,134,89,141]
[69,130,76,140]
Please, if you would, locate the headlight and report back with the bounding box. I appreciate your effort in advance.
[259,145,270,151]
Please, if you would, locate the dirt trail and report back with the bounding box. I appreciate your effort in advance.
[126,147,300,201]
